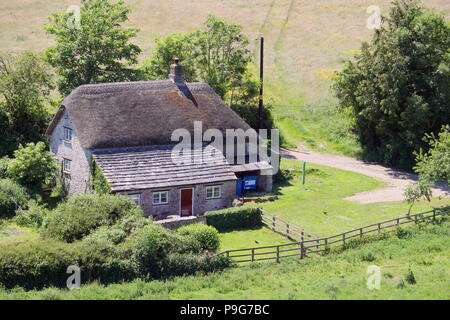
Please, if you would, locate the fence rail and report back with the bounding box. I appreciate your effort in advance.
[218,206,450,264]
[260,209,319,242]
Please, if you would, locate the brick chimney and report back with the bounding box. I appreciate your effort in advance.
[169,58,184,84]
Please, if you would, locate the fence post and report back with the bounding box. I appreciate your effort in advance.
[414,214,418,224]
[301,231,304,242]
[286,223,290,235]
[342,233,346,245]
[360,228,363,238]
[273,216,276,230]
[276,246,280,263]
[226,251,230,259]
[251,248,255,262]
[378,223,381,234]
[300,242,305,259]
[432,209,436,222]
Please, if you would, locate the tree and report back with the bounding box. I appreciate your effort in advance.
[333,0,450,170]
[0,52,53,157]
[7,142,58,193]
[45,0,142,95]
[139,15,266,128]
[404,125,450,212]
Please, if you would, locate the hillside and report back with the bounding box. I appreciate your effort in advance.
[1,220,448,300]
[1,0,449,153]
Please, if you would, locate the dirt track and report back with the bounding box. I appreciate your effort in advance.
[280,148,450,204]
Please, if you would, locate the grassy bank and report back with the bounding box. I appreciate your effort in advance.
[1,220,448,300]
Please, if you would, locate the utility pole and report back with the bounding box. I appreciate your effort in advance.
[258,37,264,129]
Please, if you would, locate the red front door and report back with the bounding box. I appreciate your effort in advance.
[180,189,193,216]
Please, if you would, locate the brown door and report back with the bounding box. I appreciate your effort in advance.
[180,189,193,216]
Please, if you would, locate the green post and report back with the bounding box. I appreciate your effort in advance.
[302,162,306,185]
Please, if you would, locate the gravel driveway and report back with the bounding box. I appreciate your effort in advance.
[281,148,450,203]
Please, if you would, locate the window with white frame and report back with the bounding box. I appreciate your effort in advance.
[206,185,221,199]
[63,158,71,173]
[153,191,168,205]
[63,127,72,142]
[128,194,141,207]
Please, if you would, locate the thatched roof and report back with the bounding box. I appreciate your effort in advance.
[92,144,237,192]
[46,80,251,149]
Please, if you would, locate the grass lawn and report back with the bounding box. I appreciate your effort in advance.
[244,159,450,237]
[0,220,39,245]
[2,220,447,300]
[218,226,291,251]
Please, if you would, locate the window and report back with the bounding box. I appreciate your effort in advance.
[206,185,221,199]
[63,127,72,142]
[128,194,141,207]
[153,191,168,205]
[63,158,71,173]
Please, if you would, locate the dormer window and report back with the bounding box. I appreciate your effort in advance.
[63,127,72,142]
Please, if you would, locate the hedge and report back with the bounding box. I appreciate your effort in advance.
[41,193,143,242]
[205,207,262,231]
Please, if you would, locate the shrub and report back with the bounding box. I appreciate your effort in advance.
[0,239,78,289]
[158,253,230,279]
[15,200,48,228]
[405,268,417,285]
[178,224,220,252]
[0,157,10,179]
[7,142,58,192]
[41,193,143,242]
[0,178,29,218]
[205,207,262,232]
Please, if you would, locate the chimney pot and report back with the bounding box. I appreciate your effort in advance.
[169,58,184,84]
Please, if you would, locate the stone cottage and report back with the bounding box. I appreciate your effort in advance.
[46,60,273,218]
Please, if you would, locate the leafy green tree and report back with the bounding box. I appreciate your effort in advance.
[7,142,58,192]
[45,0,142,95]
[0,52,53,157]
[414,125,450,184]
[404,125,450,212]
[139,15,266,127]
[333,0,450,169]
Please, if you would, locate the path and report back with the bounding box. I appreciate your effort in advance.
[281,147,450,203]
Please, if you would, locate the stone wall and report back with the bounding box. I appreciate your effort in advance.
[154,215,207,230]
[120,180,236,218]
[49,110,92,195]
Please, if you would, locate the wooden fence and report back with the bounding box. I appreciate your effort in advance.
[219,206,450,264]
[260,209,319,242]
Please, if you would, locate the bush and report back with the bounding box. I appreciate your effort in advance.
[15,200,48,228]
[41,193,143,242]
[158,253,230,278]
[405,268,417,285]
[0,239,78,289]
[205,207,262,231]
[0,157,10,179]
[178,224,220,252]
[0,178,29,218]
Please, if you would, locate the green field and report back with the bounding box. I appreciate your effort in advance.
[1,0,449,155]
[1,220,448,300]
[218,226,291,251]
[244,159,449,237]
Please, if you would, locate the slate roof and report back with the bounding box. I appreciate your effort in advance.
[46,80,251,149]
[92,144,237,192]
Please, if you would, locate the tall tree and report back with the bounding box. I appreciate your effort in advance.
[45,0,141,95]
[140,15,265,128]
[0,52,53,157]
[333,0,450,169]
